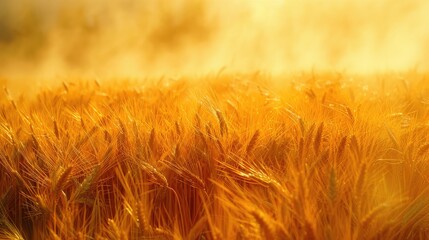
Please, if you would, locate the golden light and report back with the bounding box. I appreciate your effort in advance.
[0,0,428,82]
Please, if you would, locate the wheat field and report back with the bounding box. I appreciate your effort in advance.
[2,0,429,239]
[0,72,428,239]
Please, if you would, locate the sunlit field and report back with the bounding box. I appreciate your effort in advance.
[1,1,429,240]
[1,73,429,239]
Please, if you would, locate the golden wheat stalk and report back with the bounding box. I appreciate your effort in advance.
[336,136,347,160]
[246,130,260,154]
[354,162,367,212]
[345,106,355,124]
[386,127,400,150]
[250,209,277,240]
[314,122,324,153]
[215,109,228,136]
[52,165,73,194]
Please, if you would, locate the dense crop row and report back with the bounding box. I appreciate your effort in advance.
[1,73,429,239]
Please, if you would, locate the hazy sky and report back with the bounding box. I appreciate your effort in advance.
[0,0,428,79]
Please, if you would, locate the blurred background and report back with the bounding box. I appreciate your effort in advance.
[0,0,428,82]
